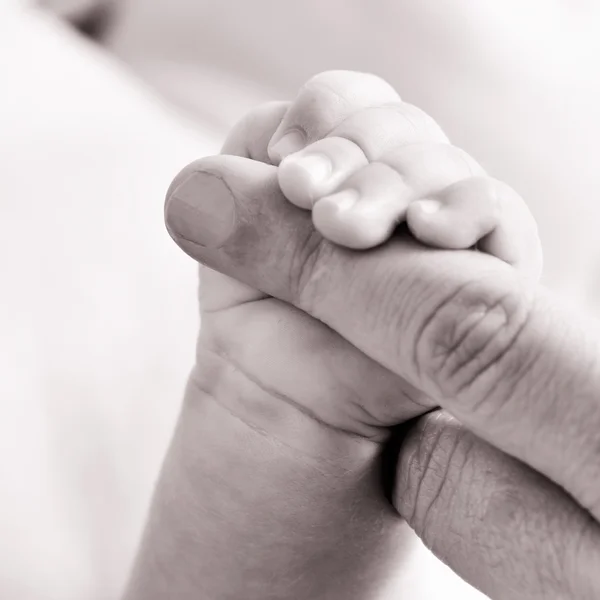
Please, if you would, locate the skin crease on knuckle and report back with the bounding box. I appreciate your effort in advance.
[288,228,337,313]
[398,414,471,547]
[412,268,536,418]
[165,71,600,598]
[289,72,399,139]
[394,416,479,584]
[395,414,599,599]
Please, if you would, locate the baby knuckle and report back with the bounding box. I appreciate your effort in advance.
[302,71,400,108]
[451,145,485,177]
[466,175,499,196]
[300,71,358,107]
[414,272,534,411]
[397,102,449,143]
[303,70,356,88]
[305,70,387,91]
[331,106,425,160]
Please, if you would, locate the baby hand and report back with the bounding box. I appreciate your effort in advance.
[270,71,542,284]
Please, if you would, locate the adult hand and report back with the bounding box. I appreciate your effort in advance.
[164,83,600,599]
[126,87,449,600]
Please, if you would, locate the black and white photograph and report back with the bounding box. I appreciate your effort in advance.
[2,2,600,598]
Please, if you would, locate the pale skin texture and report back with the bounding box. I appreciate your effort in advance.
[271,72,541,280]
[126,72,600,599]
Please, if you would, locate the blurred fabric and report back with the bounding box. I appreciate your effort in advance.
[0,5,214,598]
[3,2,600,599]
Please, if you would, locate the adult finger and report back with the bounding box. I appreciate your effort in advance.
[180,100,431,435]
[394,411,600,599]
[164,155,600,523]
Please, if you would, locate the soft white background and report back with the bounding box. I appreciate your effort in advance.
[3,2,600,598]
[0,6,212,598]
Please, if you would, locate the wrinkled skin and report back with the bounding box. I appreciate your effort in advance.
[128,72,600,600]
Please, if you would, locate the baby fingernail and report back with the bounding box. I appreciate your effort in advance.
[270,129,306,162]
[288,153,333,184]
[321,189,360,211]
[165,171,236,249]
[416,199,441,215]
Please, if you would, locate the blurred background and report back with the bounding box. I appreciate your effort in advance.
[2,1,600,598]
